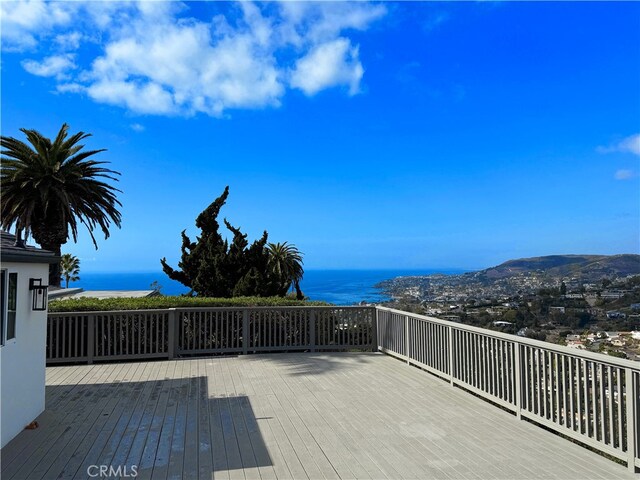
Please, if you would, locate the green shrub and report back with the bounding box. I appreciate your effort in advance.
[49,295,330,312]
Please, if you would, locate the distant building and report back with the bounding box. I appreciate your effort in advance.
[566,334,581,342]
[549,306,566,314]
[602,291,625,299]
[49,289,160,300]
[493,321,513,327]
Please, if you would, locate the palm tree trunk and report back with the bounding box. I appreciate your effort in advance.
[294,280,303,300]
[32,219,66,288]
[38,241,62,287]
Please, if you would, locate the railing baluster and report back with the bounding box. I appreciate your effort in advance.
[449,328,455,378]
[483,336,489,394]
[242,309,249,354]
[542,350,548,420]
[600,364,606,443]
[607,365,614,446]
[569,356,575,431]
[473,334,479,388]
[514,343,521,418]
[618,367,624,449]
[493,338,499,400]
[584,359,591,436]
[499,340,505,401]
[591,361,597,440]
[56,316,61,359]
[558,353,564,423]
[404,315,409,364]
[553,352,559,423]
[87,315,94,364]
[626,368,636,471]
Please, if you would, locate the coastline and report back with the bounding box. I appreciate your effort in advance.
[70,269,466,305]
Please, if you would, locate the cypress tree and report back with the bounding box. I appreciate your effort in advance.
[161,187,287,297]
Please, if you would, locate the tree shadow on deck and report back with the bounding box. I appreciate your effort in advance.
[1,374,272,480]
[242,351,382,376]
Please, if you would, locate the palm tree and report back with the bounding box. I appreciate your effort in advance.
[60,253,80,288]
[267,242,304,299]
[1,124,122,286]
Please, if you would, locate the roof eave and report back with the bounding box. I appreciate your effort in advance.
[1,253,60,264]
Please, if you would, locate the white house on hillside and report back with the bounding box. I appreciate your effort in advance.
[0,231,58,448]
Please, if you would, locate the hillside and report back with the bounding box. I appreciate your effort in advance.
[477,254,640,282]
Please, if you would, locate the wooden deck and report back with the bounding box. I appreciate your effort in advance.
[1,353,634,480]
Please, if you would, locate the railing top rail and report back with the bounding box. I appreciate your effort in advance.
[48,308,173,316]
[48,305,376,316]
[172,305,375,312]
[377,305,640,370]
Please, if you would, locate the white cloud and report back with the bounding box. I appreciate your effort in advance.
[130,123,145,132]
[87,80,177,115]
[21,54,76,80]
[54,32,83,51]
[614,169,635,180]
[598,133,640,156]
[84,12,283,116]
[280,2,386,45]
[618,134,640,156]
[291,38,364,96]
[0,0,77,50]
[56,82,84,94]
[7,1,385,117]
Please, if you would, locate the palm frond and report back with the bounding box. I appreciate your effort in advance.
[0,123,122,255]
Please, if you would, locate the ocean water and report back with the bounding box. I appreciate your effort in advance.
[73,269,463,305]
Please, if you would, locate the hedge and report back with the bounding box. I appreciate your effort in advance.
[49,295,331,312]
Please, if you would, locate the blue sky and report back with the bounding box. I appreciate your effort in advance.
[2,1,639,273]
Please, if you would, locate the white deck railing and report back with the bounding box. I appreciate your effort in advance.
[376,306,640,472]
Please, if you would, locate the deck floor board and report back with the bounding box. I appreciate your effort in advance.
[1,352,635,480]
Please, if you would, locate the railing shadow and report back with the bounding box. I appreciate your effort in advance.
[0,375,272,480]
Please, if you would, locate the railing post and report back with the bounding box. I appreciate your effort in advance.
[626,368,637,472]
[243,309,249,355]
[514,342,522,419]
[87,314,94,365]
[168,309,176,359]
[448,325,454,386]
[404,315,410,364]
[309,310,316,352]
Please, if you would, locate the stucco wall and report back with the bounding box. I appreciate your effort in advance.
[0,262,49,448]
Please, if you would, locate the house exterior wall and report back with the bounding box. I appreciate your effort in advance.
[0,262,49,448]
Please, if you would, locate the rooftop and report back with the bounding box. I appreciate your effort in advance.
[0,230,58,263]
[1,352,634,480]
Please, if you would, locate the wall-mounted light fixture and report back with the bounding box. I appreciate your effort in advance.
[29,278,49,311]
